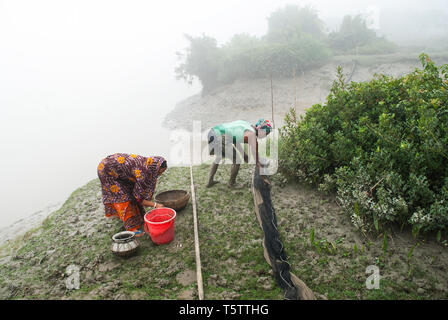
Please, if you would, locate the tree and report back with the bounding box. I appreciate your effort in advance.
[175,34,221,95]
[265,5,325,43]
[328,14,377,52]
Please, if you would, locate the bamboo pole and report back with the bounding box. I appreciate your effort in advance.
[190,160,204,300]
[293,67,297,111]
[270,73,275,128]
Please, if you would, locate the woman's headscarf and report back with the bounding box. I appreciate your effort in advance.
[255,118,272,135]
[146,156,166,182]
[146,156,166,173]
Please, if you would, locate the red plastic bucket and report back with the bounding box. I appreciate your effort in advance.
[144,208,176,244]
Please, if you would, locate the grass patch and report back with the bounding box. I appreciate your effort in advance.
[0,164,447,299]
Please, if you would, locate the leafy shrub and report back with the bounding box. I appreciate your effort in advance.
[279,54,448,233]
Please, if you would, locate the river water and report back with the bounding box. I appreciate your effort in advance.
[0,0,347,230]
[0,82,200,229]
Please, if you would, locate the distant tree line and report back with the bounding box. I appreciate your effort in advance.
[175,5,397,94]
[328,14,397,55]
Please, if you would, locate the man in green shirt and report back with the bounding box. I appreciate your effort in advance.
[206,118,272,188]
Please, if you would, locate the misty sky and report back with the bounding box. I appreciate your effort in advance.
[0,0,446,228]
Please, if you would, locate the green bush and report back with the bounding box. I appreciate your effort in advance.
[176,32,331,93]
[279,54,448,233]
[218,34,331,82]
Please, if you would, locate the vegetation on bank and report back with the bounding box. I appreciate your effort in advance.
[175,4,396,94]
[279,54,448,235]
[1,164,447,300]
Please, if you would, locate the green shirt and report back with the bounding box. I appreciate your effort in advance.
[212,120,255,143]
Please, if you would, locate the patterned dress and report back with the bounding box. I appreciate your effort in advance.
[97,153,165,232]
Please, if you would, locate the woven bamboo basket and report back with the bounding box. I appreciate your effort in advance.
[155,190,190,211]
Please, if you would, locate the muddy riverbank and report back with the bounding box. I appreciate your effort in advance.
[163,55,440,132]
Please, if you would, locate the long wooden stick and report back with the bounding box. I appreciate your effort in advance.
[293,67,297,111]
[270,73,275,128]
[190,161,204,300]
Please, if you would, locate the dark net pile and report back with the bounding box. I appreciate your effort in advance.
[252,167,301,300]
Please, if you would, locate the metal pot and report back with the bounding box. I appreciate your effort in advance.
[111,231,139,257]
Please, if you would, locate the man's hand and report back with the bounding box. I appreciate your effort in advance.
[155,203,165,208]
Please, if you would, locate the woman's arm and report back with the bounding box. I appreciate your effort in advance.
[132,162,165,208]
[141,199,164,208]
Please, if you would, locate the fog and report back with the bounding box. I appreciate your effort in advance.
[0,0,447,228]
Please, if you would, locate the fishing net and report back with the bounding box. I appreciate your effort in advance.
[251,167,315,300]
